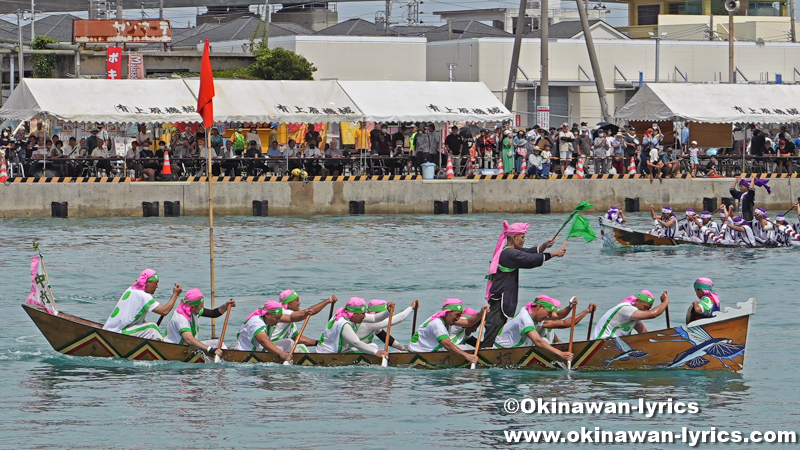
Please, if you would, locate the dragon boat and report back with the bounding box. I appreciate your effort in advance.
[598,216,797,248]
[22,298,754,371]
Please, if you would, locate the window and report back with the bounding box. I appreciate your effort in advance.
[748,1,783,16]
[637,4,661,25]
[667,1,703,14]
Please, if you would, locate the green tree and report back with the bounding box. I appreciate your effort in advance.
[31,36,59,78]
[247,45,316,81]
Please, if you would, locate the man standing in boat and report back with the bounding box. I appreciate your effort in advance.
[103,269,182,340]
[483,221,566,347]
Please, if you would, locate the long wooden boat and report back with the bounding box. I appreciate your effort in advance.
[22,298,755,371]
[598,216,793,248]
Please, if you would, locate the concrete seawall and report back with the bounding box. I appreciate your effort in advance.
[0,178,796,218]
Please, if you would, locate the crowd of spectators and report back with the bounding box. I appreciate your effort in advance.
[2,120,799,180]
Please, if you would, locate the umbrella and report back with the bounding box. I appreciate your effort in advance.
[594,121,619,136]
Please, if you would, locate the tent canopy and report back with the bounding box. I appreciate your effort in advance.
[183,79,363,123]
[0,78,511,125]
[0,78,202,124]
[337,81,511,124]
[616,83,800,124]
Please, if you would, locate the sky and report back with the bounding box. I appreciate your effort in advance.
[0,0,631,30]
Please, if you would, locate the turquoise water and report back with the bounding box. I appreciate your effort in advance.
[0,213,796,449]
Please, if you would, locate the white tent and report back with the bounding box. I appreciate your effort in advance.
[182,79,364,124]
[337,81,511,124]
[0,78,202,124]
[616,83,800,124]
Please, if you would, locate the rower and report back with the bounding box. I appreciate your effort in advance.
[356,299,418,351]
[450,307,479,346]
[483,221,566,346]
[316,297,391,357]
[774,213,800,246]
[409,299,488,364]
[679,209,702,242]
[234,300,293,361]
[649,205,678,238]
[687,278,721,323]
[752,208,776,246]
[726,216,756,247]
[716,205,736,243]
[590,290,670,340]
[102,269,182,340]
[272,289,337,352]
[605,206,626,226]
[164,288,236,357]
[696,211,720,244]
[494,296,596,362]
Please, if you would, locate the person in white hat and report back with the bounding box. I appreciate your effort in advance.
[557,122,575,175]
[687,140,700,177]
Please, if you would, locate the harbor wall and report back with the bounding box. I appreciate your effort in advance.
[0,178,796,218]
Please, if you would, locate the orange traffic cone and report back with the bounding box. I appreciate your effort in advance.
[576,156,584,179]
[162,150,172,175]
[445,156,455,179]
[496,156,504,173]
[628,157,637,175]
[0,157,7,183]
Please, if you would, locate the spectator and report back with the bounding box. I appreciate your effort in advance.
[610,131,624,174]
[475,129,494,169]
[325,142,345,176]
[136,124,148,144]
[540,142,552,177]
[246,126,262,152]
[681,123,690,153]
[646,142,663,179]
[90,138,114,176]
[427,124,442,166]
[557,123,575,175]
[415,125,430,169]
[210,127,224,157]
[445,126,464,175]
[408,124,418,157]
[304,123,320,147]
[592,129,608,175]
[303,141,323,176]
[373,124,391,156]
[392,126,406,152]
[621,127,642,174]
[231,127,246,156]
[513,130,527,174]
[777,140,793,174]
[526,147,544,178]
[704,156,718,177]
[661,148,681,178]
[501,130,514,174]
[687,140,701,177]
[576,127,592,161]
[96,123,111,152]
[138,140,159,181]
[86,128,100,154]
[749,129,765,156]
[493,126,504,167]
[64,136,82,159]
[30,121,46,143]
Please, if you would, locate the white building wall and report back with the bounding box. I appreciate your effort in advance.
[269,36,427,81]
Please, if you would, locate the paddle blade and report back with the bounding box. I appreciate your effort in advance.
[470,362,477,370]
[567,361,572,371]
[381,356,388,367]
[283,360,293,366]
[214,355,221,363]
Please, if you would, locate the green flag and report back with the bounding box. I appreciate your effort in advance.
[557,201,595,233]
[566,215,596,243]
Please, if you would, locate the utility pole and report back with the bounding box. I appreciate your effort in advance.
[30,0,34,42]
[729,12,734,82]
[649,31,666,83]
[577,0,612,122]
[539,0,549,128]
[159,0,164,19]
[16,9,24,86]
[790,0,796,42]
[503,0,527,111]
[116,0,123,19]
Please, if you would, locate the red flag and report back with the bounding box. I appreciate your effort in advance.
[197,39,215,128]
[106,46,122,79]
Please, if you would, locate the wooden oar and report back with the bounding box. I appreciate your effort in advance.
[567,301,577,371]
[665,305,671,329]
[284,315,311,366]
[410,301,419,339]
[214,302,232,363]
[586,308,595,341]
[782,203,798,216]
[470,308,488,370]
[381,304,396,367]
[327,297,336,321]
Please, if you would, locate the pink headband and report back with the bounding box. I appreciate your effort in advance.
[245,300,284,322]
[176,288,204,321]
[334,297,367,321]
[429,298,464,322]
[623,290,655,305]
[131,269,156,291]
[486,221,530,299]
[462,307,478,318]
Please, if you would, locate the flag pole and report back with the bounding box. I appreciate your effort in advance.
[207,125,216,338]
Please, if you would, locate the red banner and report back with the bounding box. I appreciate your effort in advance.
[106,47,122,79]
[128,53,144,79]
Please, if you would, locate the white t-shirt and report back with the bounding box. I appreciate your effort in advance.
[103,288,160,333]
[591,302,640,340]
[270,321,297,341]
[317,317,378,354]
[165,312,197,344]
[408,316,450,352]
[235,316,271,351]
[494,310,545,348]
[649,148,660,163]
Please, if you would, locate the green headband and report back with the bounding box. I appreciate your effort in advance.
[368,304,388,313]
[147,273,159,282]
[694,282,714,292]
[635,293,655,305]
[442,303,463,312]
[345,305,368,314]
[184,296,204,306]
[281,291,299,304]
[534,299,559,312]
[265,307,284,316]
